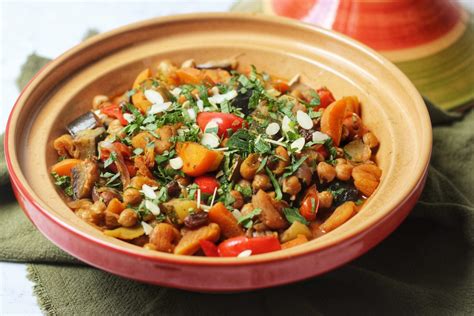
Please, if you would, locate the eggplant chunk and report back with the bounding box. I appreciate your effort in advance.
[72,159,99,199]
[232,86,253,115]
[73,127,105,159]
[67,111,100,137]
[252,190,288,230]
[196,58,237,71]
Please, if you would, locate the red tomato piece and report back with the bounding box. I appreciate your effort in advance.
[317,87,336,109]
[199,240,219,257]
[100,103,128,125]
[197,112,245,137]
[299,185,320,221]
[247,236,281,254]
[218,236,281,257]
[194,175,220,195]
[218,236,249,257]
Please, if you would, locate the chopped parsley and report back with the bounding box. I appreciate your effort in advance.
[51,172,73,197]
[237,208,262,229]
[265,167,282,200]
[283,207,309,225]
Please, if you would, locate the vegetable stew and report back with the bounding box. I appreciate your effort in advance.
[51,58,381,257]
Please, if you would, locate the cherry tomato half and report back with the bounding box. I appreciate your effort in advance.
[199,240,219,257]
[197,112,245,137]
[316,87,336,109]
[218,236,281,257]
[194,176,220,195]
[299,185,320,221]
[100,103,128,125]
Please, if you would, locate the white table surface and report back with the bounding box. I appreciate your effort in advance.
[0,1,234,314]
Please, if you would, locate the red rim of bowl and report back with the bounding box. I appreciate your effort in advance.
[4,13,432,273]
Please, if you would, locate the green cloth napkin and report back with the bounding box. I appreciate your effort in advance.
[1,56,473,315]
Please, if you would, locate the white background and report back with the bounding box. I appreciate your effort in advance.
[0,1,234,314]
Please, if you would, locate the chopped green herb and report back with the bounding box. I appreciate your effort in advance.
[256,156,268,173]
[51,172,73,197]
[283,207,309,225]
[227,129,254,155]
[265,167,282,200]
[309,89,321,107]
[105,172,121,187]
[237,208,262,229]
[103,152,117,168]
[282,156,307,178]
[235,183,252,198]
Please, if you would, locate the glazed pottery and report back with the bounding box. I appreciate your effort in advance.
[234,0,474,111]
[5,13,431,292]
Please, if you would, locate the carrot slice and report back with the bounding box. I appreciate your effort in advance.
[320,98,347,146]
[51,159,82,177]
[176,68,203,85]
[176,142,223,177]
[208,202,244,238]
[132,68,152,113]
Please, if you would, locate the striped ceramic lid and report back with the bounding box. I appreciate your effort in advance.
[232,0,474,111]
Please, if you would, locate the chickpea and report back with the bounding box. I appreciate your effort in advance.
[335,163,353,181]
[107,119,125,138]
[240,153,260,180]
[363,132,379,149]
[150,223,181,253]
[92,95,109,109]
[90,200,106,214]
[104,211,120,229]
[237,179,252,191]
[252,174,272,191]
[271,146,290,175]
[76,205,104,226]
[282,176,301,196]
[118,208,138,227]
[317,162,336,183]
[229,190,244,209]
[318,191,333,209]
[123,188,142,206]
[240,203,254,216]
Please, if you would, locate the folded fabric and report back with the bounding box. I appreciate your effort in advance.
[1,105,472,314]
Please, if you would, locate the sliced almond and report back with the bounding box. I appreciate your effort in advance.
[265,122,280,136]
[296,110,313,130]
[290,137,306,153]
[144,89,164,104]
[169,157,184,170]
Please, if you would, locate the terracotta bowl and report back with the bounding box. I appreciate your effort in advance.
[5,13,431,292]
